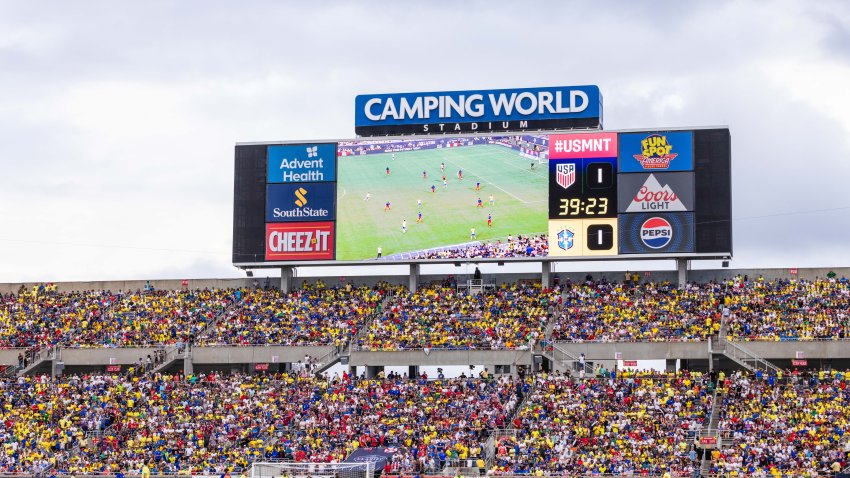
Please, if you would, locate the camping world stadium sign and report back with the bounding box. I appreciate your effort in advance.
[355,85,602,136]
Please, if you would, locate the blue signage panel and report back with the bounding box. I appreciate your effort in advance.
[266,182,336,222]
[618,131,694,173]
[618,212,695,254]
[267,143,336,183]
[355,85,602,135]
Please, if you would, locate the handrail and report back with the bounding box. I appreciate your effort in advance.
[550,342,593,375]
[720,337,780,374]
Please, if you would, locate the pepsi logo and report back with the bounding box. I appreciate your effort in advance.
[640,217,672,249]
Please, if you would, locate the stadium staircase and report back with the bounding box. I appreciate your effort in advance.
[150,298,237,374]
[313,291,396,376]
[18,346,58,376]
[697,386,725,476]
[0,364,20,378]
[151,343,190,374]
[480,376,538,470]
[710,314,780,375]
[547,342,593,376]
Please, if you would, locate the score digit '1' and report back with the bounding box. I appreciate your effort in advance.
[586,163,613,189]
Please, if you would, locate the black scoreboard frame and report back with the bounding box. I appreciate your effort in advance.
[233,126,731,267]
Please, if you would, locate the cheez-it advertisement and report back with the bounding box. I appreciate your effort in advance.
[265,222,335,261]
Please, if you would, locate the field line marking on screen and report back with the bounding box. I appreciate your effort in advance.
[442,157,536,204]
[487,146,549,177]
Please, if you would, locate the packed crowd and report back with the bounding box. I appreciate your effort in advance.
[197,283,391,346]
[265,371,522,475]
[713,369,850,476]
[0,370,523,476]
[492,371,711,476]
[0,287,120,348]
[2,276,850,350]
[0,287,234,348]
[724,277,850,341]
[355,283,560,350]
[408,234,549,260]
[550,280,722,342]
[2,367,850,476]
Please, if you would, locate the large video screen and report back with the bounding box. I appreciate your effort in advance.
[336,136,549,260]
[232,129,731,265]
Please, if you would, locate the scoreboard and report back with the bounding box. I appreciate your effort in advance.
[233,127,731,265]
[545,129,722,258]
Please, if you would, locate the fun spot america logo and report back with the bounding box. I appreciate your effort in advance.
[640,217,672,249]
[633,134,679,170]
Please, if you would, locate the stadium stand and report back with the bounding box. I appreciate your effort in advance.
[550,280,721,342]
[3,277,850,350]
[0,288,234,348]
[712,369,850,476]
[724,278,850,341]
[355,283,560,351]
[493,371,711,476]
[2,272,850,476]
[197,283,391,346]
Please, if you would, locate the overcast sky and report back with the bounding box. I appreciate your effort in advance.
[1,0,850,282]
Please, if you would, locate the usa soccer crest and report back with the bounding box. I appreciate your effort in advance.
[556,163,576,189]
[557,227,575,250]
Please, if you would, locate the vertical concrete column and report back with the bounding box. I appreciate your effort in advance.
[51,359,62,379]
[677,259,689,288]
[542,261,552,287]
[280,266,293,293]
[409,263,420,293]
[408,365,419,378]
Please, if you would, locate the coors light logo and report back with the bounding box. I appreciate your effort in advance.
[633,134,679,169]
[626,174,686,212]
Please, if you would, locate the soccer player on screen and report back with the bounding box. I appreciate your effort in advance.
[402,219,407,233]
[440,162,445,172]
[443,179,448,189]
[422,170,427,179]
[457,169,463,180]
[392,153,396,161]
[476,197,483,208]
[386,166,390,176]
[489,194,495,206]
[431,185,436,193]
[487,213,493,227]
[417,212,423,223]
[384,201,391,212]
[417,199,422,209]
[470,227,476,239]
[475,182,481,191]
[364,192,371,201]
